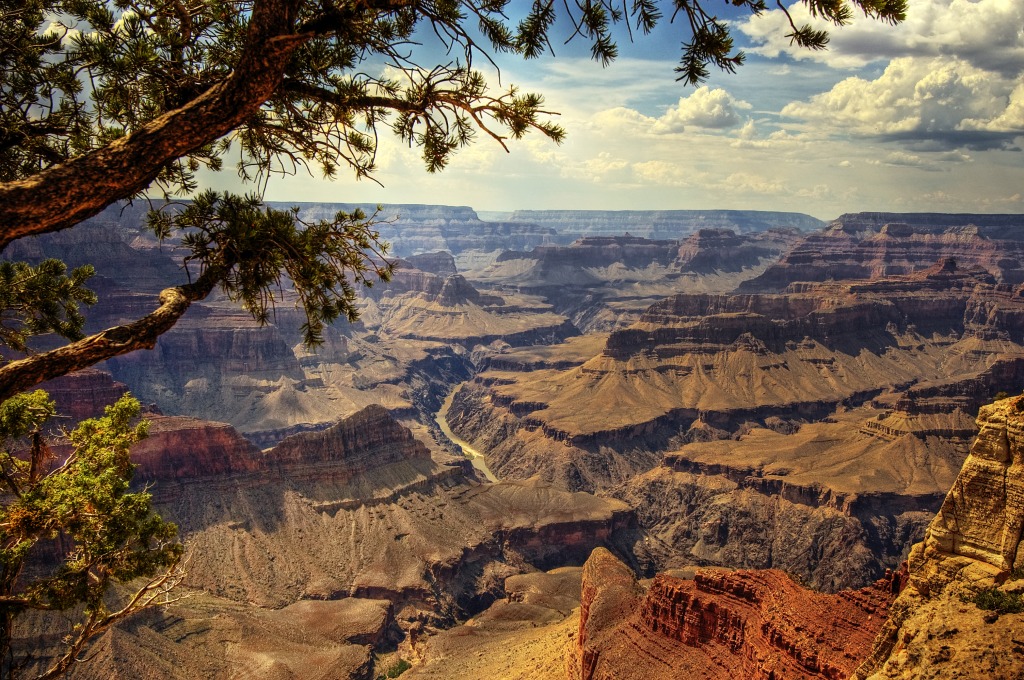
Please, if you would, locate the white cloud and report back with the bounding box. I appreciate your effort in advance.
[780,57,1024,149]
[961,82,1024,132]
[651,87,752,132]
[588,87,751,137]
[589,107,655,132]
[736,0,1024,75]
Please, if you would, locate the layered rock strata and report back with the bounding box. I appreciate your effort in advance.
[287,202,560,261]
[472,230,800,332]
[451,261,1023,492]
[854,396,1024,679]
[448,262,1024,587]
[566,548,893,680]
[505,209,823,238]
[743,213,1024,291]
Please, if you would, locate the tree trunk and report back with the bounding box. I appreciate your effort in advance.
[0,0,305,251]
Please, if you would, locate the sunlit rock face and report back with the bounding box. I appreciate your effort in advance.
[448,261,1024,588]
[854,395,1024,680]
[742,212,1024,292]
[565,548,893,680]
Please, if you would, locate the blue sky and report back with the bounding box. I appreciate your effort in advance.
[234,0,1024,220]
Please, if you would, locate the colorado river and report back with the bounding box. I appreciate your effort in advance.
[436,383,499,482]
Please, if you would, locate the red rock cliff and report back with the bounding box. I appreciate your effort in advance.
[568,548,894,680]
[131,405,428,486]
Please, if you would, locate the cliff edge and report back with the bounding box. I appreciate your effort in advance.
[854,395,1024,679]
[566,548,893,680]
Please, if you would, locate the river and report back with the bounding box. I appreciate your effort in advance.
[435,382,499,483]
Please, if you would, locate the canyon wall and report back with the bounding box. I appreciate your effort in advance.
[566,548,894,680]
[506,209,823,238]
[448,260,1024,588]
[474,230,802,332]
[854,395,1024,679]
[743,213,1024,291]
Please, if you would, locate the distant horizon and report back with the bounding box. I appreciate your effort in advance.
[257,200,1024,225]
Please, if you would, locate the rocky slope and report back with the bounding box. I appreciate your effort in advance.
[565,548,894,680]
[447,261,1024,588]
[743,213,1024,292]
[24,381,638,679]
[470,230,801,331]
[853,395,1024,679]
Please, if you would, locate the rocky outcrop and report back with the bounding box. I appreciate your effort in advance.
[854,396,1024,679]
[506,209,823,238]
[675,228,799,273]
[743,213,1024,291]
[132,405,429,489]
[37,369,131,422]
[476,231,801,332]
[132,415,264,482]
[403,251,458,275]
[267,404,430,470]
[567,548,893,680]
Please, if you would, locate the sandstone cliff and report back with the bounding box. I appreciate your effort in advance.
[448,262,1024,588]
[743,213,1024,292]
[473,230,800,332]
[853,395,1024,679]
[566,548,893,680]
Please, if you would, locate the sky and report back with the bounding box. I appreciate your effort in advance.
[243,0,1024,221]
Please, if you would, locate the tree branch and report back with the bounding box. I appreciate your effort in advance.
[0,270,221,403]
[0,0,307,251]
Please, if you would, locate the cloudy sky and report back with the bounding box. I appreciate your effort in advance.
[249,0,1024,220]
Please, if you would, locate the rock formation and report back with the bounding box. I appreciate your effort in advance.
[452,261,1023,491]
[743,213,1024,292]
[505,209,823,238]
[447,262,1024,587]
[37,368,131,422]
[285,202,560,265]
[853,395,1024,679]
[472,230,801,332]
[566,548,893,680]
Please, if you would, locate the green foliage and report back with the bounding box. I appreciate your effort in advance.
[0,392,182,677]
[966,587,1024,615]
[0,260,97,357]
[376,657,412,679]
[147,191,393,345]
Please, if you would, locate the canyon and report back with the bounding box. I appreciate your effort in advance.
[7,205,1024,678]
